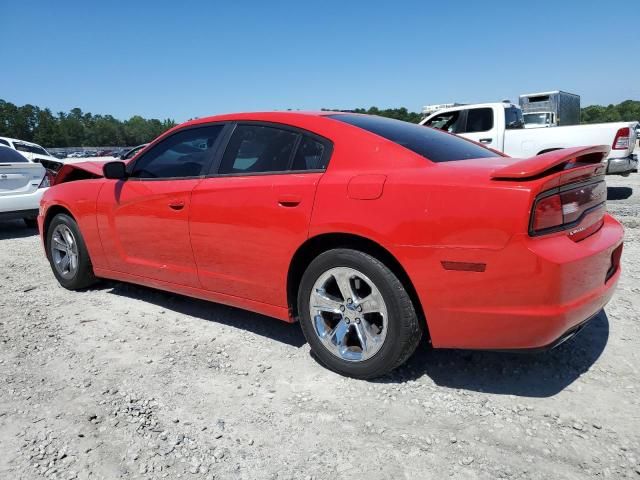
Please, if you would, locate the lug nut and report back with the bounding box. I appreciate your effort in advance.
[357,305,362,312]
[347,298,353,304]
[345,318,350,324]
[340,305,345,312]
[355,318,361,324]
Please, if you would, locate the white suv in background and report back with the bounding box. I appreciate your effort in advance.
[0,145,50,227]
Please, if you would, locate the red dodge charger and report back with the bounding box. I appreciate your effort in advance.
[38,112,623,378]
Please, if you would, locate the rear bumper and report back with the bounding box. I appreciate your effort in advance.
[0,208,39,221]
[494,309,601,353]
[400,214,623,350]
[0,188,45,218]
[606,155,637,175]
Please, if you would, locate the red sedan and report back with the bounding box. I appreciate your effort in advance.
[38,112,623,378]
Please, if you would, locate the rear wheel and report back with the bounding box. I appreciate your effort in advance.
[46,213,97,290]
[297,248,422,379]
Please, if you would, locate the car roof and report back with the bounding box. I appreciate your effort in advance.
[180,111,344,129]
[0,136,43,146]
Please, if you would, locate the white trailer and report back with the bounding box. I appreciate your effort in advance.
[519,91,581,128]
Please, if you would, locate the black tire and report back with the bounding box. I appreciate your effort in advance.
[46,213,97,290]
[297,248,422,379]
[23,217,38,229]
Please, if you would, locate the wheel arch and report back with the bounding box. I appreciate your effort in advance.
[287,232,429,339]
[43,205,76,254]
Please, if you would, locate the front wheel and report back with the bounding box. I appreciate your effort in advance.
[46,213,97,290]
[297,248,422,379]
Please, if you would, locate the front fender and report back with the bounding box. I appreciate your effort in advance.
[40,180,108,269]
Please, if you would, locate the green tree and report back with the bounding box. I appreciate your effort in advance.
[0,99,178,147]
[33,108,61,146]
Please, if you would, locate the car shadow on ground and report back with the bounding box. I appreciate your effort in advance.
[0,220,38,240]
[102,281,306,348]
[380,310,610,398]
[607,186,633,201]
[100,279,608,397]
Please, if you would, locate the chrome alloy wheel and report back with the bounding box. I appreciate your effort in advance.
[309,267,388,362]
[50,224,79,280]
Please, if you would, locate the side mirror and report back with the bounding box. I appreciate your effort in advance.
[103,161,127,180]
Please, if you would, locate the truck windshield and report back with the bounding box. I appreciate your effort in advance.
[523,113,549,126]
[328,114,498,162]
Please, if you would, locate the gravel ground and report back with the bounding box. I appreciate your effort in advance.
[0,174,639,480]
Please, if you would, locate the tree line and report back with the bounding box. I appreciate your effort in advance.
[0,99,177,148]
[1,99,638,148]
[581,100,640,124]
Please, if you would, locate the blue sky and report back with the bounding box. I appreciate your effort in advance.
[1,1,637,122]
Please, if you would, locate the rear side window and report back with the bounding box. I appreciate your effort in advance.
[0,139,10,146]
[219,125,299,174]
[292,136,327,170]
[0,146,29,163]
[329,114,497,162]
[463,108,494,133]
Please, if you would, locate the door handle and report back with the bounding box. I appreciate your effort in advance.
[277,194,302,207]
[168,200,185,210]
[479,138,492,144]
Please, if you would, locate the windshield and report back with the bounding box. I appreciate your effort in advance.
[13,142,50,156]
[328,114,498,162]
[523,113,549,125]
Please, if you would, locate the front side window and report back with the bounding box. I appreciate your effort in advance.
[463,108,494,133]
[130,126,223,179]
[505,107,525,129]
[219,125,299,174]
[423,111,462,133]
[0,139,10,147]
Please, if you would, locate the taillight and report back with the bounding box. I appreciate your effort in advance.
[532,194,563,231]
[38,171,53,188]
[530,181,606,237]
[612,127,630,150]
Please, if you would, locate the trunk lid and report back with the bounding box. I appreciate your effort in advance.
[0,162,45,197]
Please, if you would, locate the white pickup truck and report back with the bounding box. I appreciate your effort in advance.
[420,102,638,175]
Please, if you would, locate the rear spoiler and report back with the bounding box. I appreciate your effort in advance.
[490,146,609,180]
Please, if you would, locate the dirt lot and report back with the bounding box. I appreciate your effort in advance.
[1,174,639,480]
